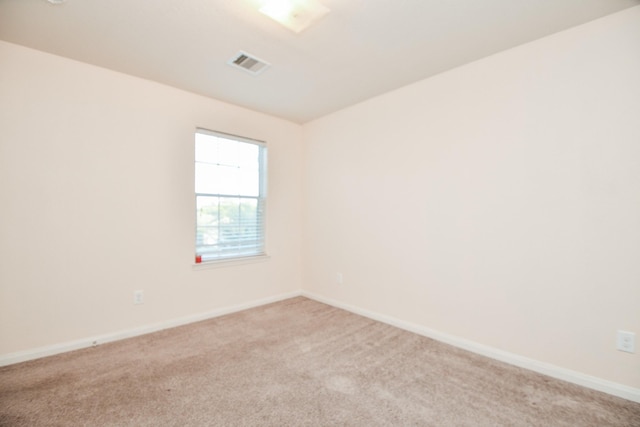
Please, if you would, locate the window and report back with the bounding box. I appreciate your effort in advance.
[195,129,266,263]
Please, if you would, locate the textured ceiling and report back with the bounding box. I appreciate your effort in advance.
[1,0,638,123]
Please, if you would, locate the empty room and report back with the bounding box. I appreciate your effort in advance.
[1,0,639,425]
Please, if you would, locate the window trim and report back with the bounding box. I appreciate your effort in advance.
[194,128,267,265]
[192,254,271,270]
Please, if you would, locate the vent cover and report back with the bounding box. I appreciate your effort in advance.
[227,51,271,75]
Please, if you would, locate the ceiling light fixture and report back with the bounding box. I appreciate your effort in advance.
[259,0,330,34]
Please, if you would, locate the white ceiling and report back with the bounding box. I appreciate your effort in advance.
[1,0,638,123]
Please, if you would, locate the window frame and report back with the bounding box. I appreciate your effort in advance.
[194,128,268,266]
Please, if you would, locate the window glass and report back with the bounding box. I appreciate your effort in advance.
[195,129,266,262]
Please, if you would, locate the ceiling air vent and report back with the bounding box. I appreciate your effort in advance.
[227,51,271,76]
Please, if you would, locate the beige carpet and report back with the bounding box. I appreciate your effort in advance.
[1,297,639,426]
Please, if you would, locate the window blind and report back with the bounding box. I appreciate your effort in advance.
[195,129,266,261]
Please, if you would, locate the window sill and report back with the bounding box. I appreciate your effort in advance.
[192,254,270,270]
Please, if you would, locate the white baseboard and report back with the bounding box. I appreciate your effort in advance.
[3,289,638,404]
[301,291,640,404]
[0,290,302,367]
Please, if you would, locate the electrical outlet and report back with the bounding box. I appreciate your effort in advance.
[133,290,144,305]
[336,272,343,284]
[617,331,635,353]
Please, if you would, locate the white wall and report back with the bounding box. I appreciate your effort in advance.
[0,41,303,355]
[303,7,640,389]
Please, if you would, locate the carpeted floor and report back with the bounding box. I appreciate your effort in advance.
[1,297,639,426]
